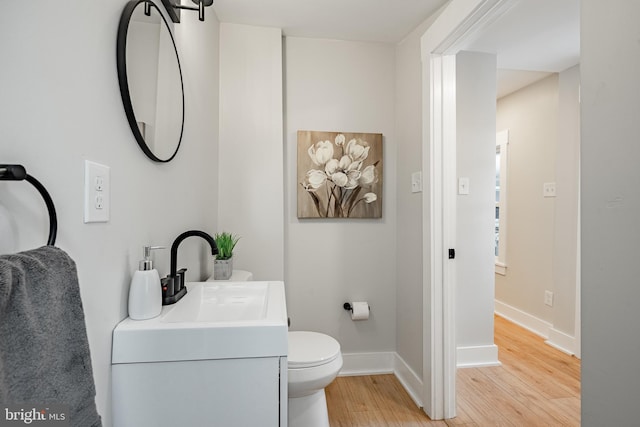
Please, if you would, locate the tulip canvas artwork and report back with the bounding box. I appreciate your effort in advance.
[297,130,383,219]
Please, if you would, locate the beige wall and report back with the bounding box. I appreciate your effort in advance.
[553,65,580,338]
[496,74,559,321]
[495,68,580,350]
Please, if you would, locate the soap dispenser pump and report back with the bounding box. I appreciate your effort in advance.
[128,245,164,320]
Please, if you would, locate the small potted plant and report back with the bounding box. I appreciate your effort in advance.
[213,232,240,280]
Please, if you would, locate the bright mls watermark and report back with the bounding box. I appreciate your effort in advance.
[1,405,69,427]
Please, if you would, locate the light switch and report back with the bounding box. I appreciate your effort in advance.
[411,172,422,193]
[458,177,470,195]
[84,160,110,223]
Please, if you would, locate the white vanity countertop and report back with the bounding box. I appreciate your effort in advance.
[112,281,288,364]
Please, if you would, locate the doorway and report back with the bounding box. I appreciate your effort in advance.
[421,0,580,419]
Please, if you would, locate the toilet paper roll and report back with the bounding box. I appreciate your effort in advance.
[350,302,370,321]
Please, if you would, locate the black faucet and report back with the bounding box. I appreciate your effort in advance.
[162,230,218,305]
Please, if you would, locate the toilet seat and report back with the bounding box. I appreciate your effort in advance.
[288,331,341,369]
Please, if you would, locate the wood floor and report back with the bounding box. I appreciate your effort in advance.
[325,315,580,426]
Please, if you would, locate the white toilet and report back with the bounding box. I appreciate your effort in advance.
[288,331,343,427]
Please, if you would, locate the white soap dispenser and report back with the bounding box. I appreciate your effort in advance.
[128,245,163,320]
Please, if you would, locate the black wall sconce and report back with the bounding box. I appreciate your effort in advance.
[160,0,213,23]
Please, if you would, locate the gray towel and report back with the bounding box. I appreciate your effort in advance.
[0,246,101,427]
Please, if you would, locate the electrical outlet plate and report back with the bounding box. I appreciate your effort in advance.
[84,160,110,223]
[543,182,556,197]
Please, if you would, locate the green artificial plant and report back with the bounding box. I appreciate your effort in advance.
[214,232,240,260]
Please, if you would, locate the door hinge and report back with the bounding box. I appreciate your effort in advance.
[448,248,455,259]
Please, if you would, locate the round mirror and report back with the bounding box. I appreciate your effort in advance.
[117,0,184,162]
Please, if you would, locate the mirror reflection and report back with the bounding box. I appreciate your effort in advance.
[117,0,184,162]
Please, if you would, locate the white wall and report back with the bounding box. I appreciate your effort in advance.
[395,17,439,379]
[284,37,397,355]
[455,51,498,364]
[0,2,220,425]
[218,23,284,280]
[581,0,640,424]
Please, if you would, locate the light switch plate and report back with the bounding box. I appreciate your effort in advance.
[84,160,110,223]
[458,177,470,195]
[411,171,422,193]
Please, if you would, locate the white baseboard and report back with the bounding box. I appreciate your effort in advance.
[393,354,424,408]
[546,327,577,356]
[457,344,501,368]
[494,300,551,338]
[339,352,394,376]
[495,299,577,356]
[339,352,424,409]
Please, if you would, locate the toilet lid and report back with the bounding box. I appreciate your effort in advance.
[288,331,341,368]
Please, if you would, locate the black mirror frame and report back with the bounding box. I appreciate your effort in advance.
[117,0,185,163]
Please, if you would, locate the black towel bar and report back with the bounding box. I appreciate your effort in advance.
[0,164,57,246]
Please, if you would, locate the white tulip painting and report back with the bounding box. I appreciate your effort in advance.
[297,130,383,219]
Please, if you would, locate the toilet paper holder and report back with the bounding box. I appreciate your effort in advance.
[343,302,370,312]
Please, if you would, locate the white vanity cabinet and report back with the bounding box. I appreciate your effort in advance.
[112,356,287,427]
[111,281,288,427]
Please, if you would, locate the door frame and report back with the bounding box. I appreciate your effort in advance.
[420,0,519,419]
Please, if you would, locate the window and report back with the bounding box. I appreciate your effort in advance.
[495,129,509,275]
